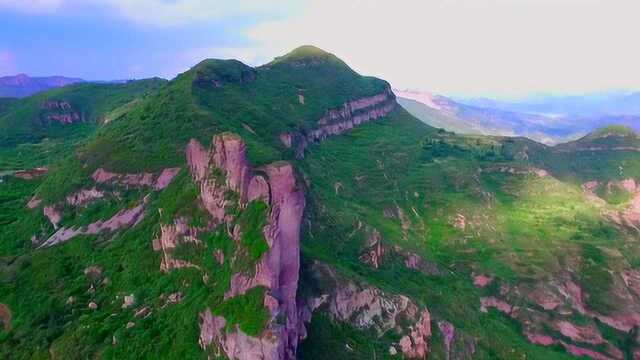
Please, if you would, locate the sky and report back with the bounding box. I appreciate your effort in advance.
[1,0,639,99]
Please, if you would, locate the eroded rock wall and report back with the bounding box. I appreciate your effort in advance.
[189,134,305,360]
[280,87,397,158]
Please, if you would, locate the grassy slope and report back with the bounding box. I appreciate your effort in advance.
[0,79,166,171]
[297,110,640,358]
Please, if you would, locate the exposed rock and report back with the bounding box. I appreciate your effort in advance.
[189,134,305,359]
[92,167,179,190]
[40,196,148,248]
[46,113,81,124]
[480,297,513,314]
[399,249,442,276]
[154,168,181,190]
[214,249,225,265]
[524,331,555,346]
[303,261,431,357]
[27,195,42,209]
[88,302,98,310]
[152,217,201,272]
[389,346,397,355]
[524,284,563,310]
[359,229,384,269]
[66,187,104,206]
[280,87,397,158]
[438,321,455,359]
[134,306,151,318]
[555,320,604,345]
[437,320,476,360]
[13,167,48,180]
[122,295,135,309]
[199,309,280,360]
[247,175,270,203]
[0,303,11,330]
[126,321,135,329]
[167,292,183,304]
[84,266,103,281]
[44,205,62,229]
[562,342,613,360]
[399,309,431,359]
[473,274,493,288]
[453,214,466,230]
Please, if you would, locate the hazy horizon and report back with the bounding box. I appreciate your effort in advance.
[1,0,639,99]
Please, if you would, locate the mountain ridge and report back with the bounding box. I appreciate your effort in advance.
[0,74,85,98]
[2,46,640,360]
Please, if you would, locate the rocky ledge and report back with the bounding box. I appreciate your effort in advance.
[280,87,397,158]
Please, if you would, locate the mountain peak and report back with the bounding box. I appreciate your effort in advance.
[266,45,345,67]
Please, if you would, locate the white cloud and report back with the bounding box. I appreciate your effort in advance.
[0,0,301,26]
[103,0,300,26]
[0,0,65,13]
[244,0,640,98]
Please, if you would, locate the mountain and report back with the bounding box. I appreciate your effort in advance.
[2,46,640,360]
[397,89,640,144]
[0,74,85,98]
[458,91,640,118]
[0,78,167,171]
[395,89,574,144]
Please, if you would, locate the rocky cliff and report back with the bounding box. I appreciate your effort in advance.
[280,87,397,158]
[175,133,305,360]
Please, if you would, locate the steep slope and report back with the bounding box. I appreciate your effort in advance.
[0,78,166,171]
[2,47,640,360]
[0,74,84,98]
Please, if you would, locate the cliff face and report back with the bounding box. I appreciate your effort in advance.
[280,87,397,158]
[185,133,305,360]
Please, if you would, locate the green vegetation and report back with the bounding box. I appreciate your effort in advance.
[238,200,269,262]
[212,286,269,337]
[0,79,166,171]
[2,46,640,359]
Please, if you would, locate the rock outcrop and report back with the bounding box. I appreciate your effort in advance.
[13,167,48,180]
[280,87,397,158]
[92,167,180,190]
[33,167,181,247]
[189,133,305,360]
[40,195,149,248]
[301,261,433,358]
[152,217,202,272]
[475,274,637,360]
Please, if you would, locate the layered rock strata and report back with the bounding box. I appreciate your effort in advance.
[280,87,397,158]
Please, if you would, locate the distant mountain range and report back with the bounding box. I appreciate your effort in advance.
[457,91,640,117]
[0,74,84,98]
[395,89,640,144]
